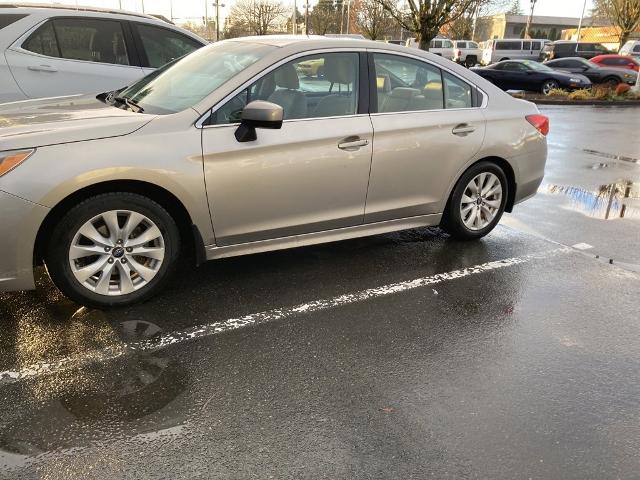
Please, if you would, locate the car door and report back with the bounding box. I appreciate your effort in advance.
[500,62,531,90]
[365,52,485,222]
[5,17,145,98]
[130,22,204,74]
[201,51,373,246]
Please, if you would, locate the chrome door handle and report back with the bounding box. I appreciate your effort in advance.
[28,65,58,72]
[338,137,369,150]
[452,124,475,136]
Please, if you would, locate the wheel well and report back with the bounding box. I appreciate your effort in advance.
[34,180,205,266]
[448,157,517,213]
[500,57,509,61]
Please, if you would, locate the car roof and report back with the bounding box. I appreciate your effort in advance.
[227,35,415,53]
[0,2,159,21]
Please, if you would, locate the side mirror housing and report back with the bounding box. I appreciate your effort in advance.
[235,100,283,142]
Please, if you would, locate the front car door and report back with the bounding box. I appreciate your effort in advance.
[5,17,144,98]
[201,51,374,246]
[364,52,485,222]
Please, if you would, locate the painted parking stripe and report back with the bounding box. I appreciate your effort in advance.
[0,246,572,386]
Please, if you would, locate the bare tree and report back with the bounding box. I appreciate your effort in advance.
[356,0,397,39]
[374,0,477,49]
[310,0,340,34]
[228,0,289,36]
[594,0,640,47]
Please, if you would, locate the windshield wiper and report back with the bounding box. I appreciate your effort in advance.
[114,96,144,113]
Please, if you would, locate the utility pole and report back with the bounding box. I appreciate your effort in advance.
[305,0,309,34]
[170,0,173,22]
[340,0,345,34]
[524,0,537,39]
[141,0,145,14]
[204,0,209,41]
[293,0,297,34]
[576,0,588,41]
[213,2,225,41]
[346,0,350,34]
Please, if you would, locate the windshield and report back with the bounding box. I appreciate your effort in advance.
[117,41,277,115]
[522,60,554,72]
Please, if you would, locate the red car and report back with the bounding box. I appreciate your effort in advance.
[590,54,640,72]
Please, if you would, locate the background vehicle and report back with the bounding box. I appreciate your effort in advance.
[481,39,547,65]
[590,54,640,72]
[0,37,547,308]
[406,37,455,60]
[471,59,591,94]
[453,40,481,66]
[539,41,610,61]
[619,40,640,59]
[544,57,638,86]
[0,4,206,103]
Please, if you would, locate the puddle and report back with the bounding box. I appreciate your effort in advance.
[546,180,640,220]
[583,149,639,165]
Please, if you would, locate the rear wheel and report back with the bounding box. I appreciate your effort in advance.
[45,193,180,309]
[441,161,508,240]
[465,56,477,67]
[541,79,559,95]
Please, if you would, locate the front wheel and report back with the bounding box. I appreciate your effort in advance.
[440,162,508,240]
[602,76,619,88]
[45,193,181,308]
[541,79,559,95]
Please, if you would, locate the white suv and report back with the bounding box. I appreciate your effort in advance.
[453,40,482,67]
[619,40,640,59]
[405,37,455,60]
[0,4,206,103]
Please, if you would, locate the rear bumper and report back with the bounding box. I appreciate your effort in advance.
[0,190,49,292]
[512,145,547,205]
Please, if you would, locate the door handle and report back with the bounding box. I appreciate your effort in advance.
[338,137,369,150]
[452,124,476,136]
[28,64,58,72]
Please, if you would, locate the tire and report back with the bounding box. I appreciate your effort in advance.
[602,76,619,88]
[465,56,477,67]
[541,79,559,95]
[440,161,508,240]
[45,193,181,309]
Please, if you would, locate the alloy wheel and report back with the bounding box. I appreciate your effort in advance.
[459,172,503,231]
[542,81,558,95]
[68,210,165,296]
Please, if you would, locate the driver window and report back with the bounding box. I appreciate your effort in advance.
[211,52,359,125]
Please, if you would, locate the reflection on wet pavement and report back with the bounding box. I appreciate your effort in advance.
[545,180,640,220]
[583,149,639,165]
[0,314,186,461]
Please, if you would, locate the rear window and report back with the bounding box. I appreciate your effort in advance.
[0,13,27,29]
[633,45,640,53]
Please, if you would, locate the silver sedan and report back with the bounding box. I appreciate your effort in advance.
[0,36,548,308]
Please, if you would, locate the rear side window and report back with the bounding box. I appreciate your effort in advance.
[577,43,593,52]
[135,24,202,68]
[634,45,640,53]
[469,42,478,48]
[443,71,472,109]
[532,41,541,50]
[23,18,129,65]
[457,42,467,48]
[0,13,27,30]
[496,41,520,50]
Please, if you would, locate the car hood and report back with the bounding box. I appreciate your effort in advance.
[0,94,155,151]
[549,69,591,81]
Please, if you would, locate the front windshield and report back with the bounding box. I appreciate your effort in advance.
[522,60,554,72]
[118,41,277,115]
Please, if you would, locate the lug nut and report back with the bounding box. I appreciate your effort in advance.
[120,258,127,264]
[126,247,132,253]
[108,258,114,264]
[104,246,111,252]
[116,239,123,245]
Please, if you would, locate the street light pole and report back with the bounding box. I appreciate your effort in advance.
[346,0,350,35]
[524,0,537,39]
[293,0,297,34]
[213,2,225,41]
[305,0,309,34]
[576,0,588,41]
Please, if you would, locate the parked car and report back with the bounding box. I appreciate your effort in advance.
[539,41,610,61]
[471,59,591,94]
[590,54,640,72]
[453,40,482,66]
[544,57,638,86]
[619,39,640,59]
[0,4,206,104]
[0,37,548,308]
[481,39,548,65]
[406,37,455,60]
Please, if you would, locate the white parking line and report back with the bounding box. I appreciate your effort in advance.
[0,247,572,386]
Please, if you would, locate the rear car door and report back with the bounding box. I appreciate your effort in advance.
[201,51,374,246]
[131,22,203,74]
[365,52,485,222]
[5,17,145,98]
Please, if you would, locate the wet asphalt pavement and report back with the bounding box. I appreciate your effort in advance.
[0,106,639,479]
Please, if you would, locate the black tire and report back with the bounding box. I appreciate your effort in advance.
[602,76,619,88]
[541,79,559,95]
[45,193,180,309]
[440,161,508,240]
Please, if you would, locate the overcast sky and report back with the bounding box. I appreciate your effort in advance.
[16,0,595,26]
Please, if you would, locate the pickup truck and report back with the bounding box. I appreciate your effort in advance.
[453,40,482,67]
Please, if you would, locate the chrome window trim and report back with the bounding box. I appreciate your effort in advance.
[196,47,367,129]
[366,48,489,111]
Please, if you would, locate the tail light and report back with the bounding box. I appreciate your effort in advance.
[526,114,549,136]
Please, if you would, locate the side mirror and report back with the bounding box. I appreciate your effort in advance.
[235,100,283,143]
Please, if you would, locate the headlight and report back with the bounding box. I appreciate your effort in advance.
[0,149,35,177]
[623,73,634,79]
